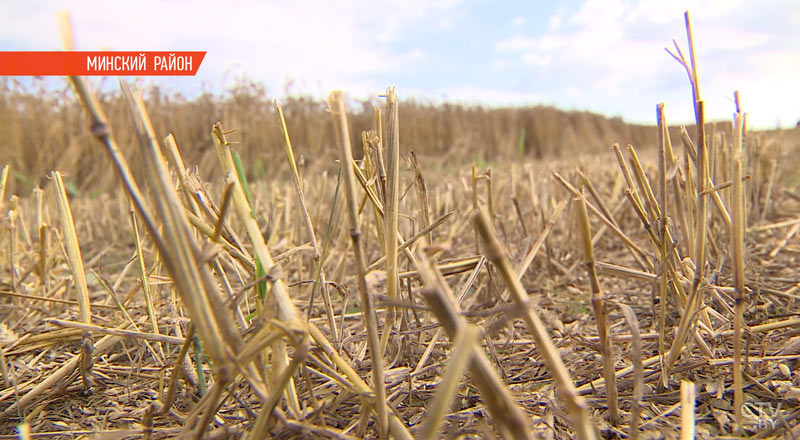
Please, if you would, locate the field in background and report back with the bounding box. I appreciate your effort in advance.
[0,78,683,197]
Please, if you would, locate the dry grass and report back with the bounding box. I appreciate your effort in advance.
[2,11,800,440]
[0,75,681,199]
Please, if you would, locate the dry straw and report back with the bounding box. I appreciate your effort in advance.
[415,251,536,440]
[730,94,746,433]
[327,90,388,439]
[576,191,618,427]
[473,209,598,439]
[51,171,92,327]
[274,99,338,341]
[3,8,799,439]
[382,87,401,356]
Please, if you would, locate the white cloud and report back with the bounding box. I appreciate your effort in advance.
[1,0,797,128]
[564,86,582,98]
[495,34,537,52]
[436,17,455,30]
[0,0,458,97]
[491,0,800,127]
[521,53,552,67]
[490,59,507,71]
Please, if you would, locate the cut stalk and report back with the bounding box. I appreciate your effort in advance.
[327,91,387,439]
[680,380,695,440]
[0,164,9,213]
[410,151,432,246]
[382,87,401,356]
[415,253,534,440]
[52,169,96,391]
[731,106,746,434]
[473,209,598,440]
[553,170,652,271]
[161,324,195,415]
[663,103,708,381]
[307,323,412,440]
[374,106,387,202]
[420,324,479,440]
[619,304,643,440]
[576,191,618,426]
[274,100,337,342]
[162,133,202,217]
[129,205,165,362]
[657,105,671,381]
[211,124,302,416]
[38,224,49,292]
[0,332,124,418]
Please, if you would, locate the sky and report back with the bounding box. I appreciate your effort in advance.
[1,0,799,128]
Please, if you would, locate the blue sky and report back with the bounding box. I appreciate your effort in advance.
[2,0,799,128]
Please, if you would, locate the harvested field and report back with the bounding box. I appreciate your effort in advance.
[2,12,800,440]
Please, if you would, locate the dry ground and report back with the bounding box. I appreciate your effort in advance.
[1,104,799,439]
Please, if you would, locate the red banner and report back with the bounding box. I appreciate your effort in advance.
[0,51,206,76]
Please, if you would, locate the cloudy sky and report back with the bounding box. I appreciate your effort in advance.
[2,0,799,128]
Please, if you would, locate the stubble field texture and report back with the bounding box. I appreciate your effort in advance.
[1,12,800,440]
